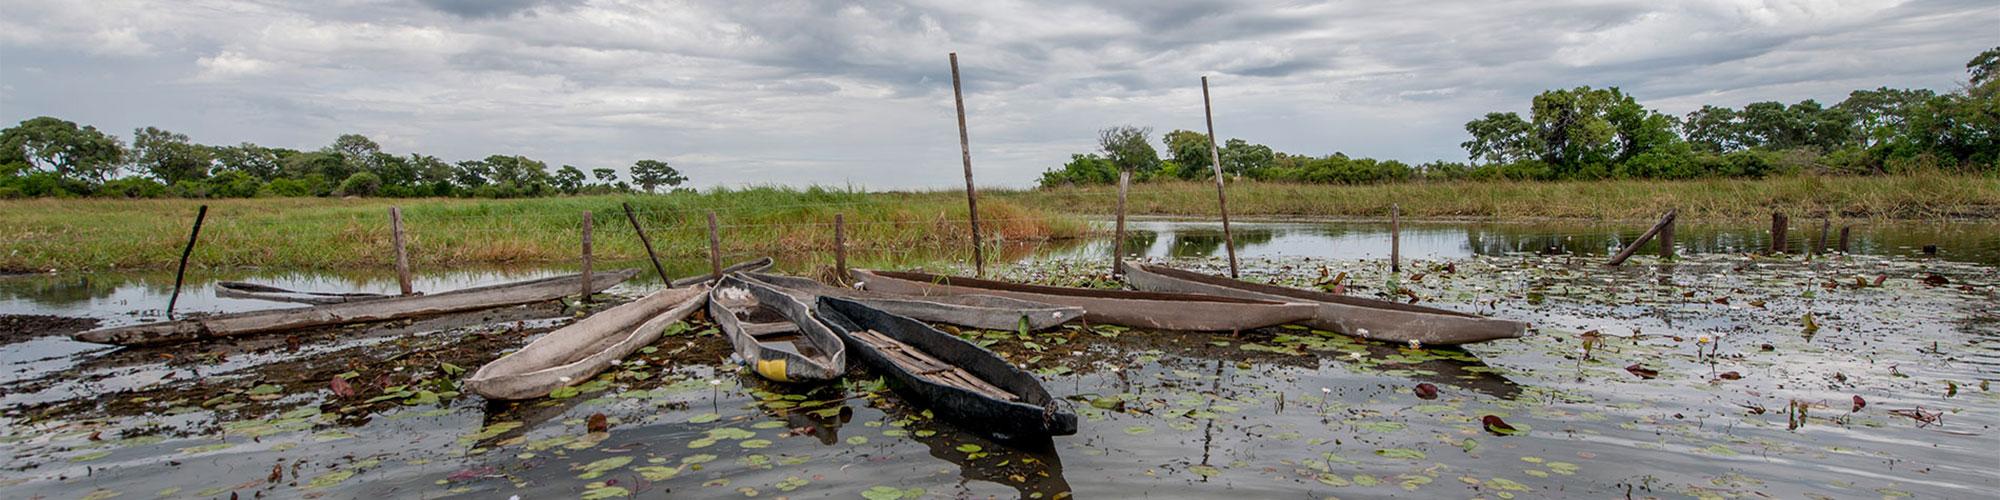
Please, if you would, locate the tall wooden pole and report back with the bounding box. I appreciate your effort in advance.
[579,211,594,303]
[1390,203,1402,273]
[390,207,412,296]
[1112,168,1131,276]
[949,52,985,277]
[166,205,208,319]
[1201,76,1239,278]
[706,211,723,281]
[622,202,668,284]
[833,213,849,281]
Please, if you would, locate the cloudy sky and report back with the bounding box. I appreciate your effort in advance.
[1,0,1993,189]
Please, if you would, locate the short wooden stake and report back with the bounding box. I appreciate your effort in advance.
[833,213,849,281]
[1112,168,1131,276]
[1658,212,1676,260]
[1769,212,1788,255]
[1201,76,1239,278]
[1390,203,1402,273]
[1838,226,1851,253]
[622,202,668,284]
[1815,217,1831,256]
[949,52,985,277]
[707,211,723,281]
[166,204,208,319]
[580,211,594,303]
[1609,209,1676,267]
[390,207,413,296]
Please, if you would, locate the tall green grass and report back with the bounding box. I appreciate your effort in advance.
[0,186,1086,272]
[994,173,2000,221]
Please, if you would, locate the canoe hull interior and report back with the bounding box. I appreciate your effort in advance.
[744,273,1082,331]
[710,274,847,382]
[817,296,1078,438]
[465,284,709,400]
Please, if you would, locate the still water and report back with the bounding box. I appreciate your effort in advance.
[1,219,1996,499]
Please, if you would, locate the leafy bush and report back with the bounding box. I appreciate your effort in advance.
[335,172,382,197]
[99,177,169,198]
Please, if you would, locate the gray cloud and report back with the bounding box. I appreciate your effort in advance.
[1,0,1993,189]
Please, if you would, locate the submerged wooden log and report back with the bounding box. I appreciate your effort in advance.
[1608,209,1677,267]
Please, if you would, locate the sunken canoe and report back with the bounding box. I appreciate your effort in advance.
[72,269,639,347]
[668,257,774,287]
[710,273,847,382]
[215,281,392,305]
[743,273,1083,331]
[465,284,708,400]
[816,296,1078,438]
[1124,263,1527,345]
[849,269,1315,332]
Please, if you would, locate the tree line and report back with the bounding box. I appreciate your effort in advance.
[1041,47,1998,187]
[1,125,689,199]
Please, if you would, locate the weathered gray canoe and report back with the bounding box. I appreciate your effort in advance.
[849,270,1315,332]
[743,273,1083,331]
[465,284,708,400]
[215,281,391,305]
[72,269,639,347]
[668,257,774,287]
[1124,263,1527,345]
[711,274,847,382]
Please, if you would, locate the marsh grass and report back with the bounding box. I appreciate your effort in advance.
[1000,173,2000,221]
[0,187,1085,271]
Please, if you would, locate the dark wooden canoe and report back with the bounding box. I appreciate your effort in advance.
[710,274,847,382]
[849,269,1314,332]
[668,257,773,287]
[815,296,1078,438]
[1124,263,1527,345]
[215,281,391,304]
[73,269,639,347]
[743,273,1082,331]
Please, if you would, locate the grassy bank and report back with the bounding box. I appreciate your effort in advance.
[0,187,1086,272]
[997,173,2000,221]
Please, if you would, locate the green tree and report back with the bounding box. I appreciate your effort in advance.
[0,116,126,182]
[211,143,284,180]
[1098,126,1160,177]
[1161,129,1212,177]
[336,172,383,197]
[1460,112,1536,164]
[630,159,686,192]
[1683,106,1745,153]
[1037,153,1118,186]
[1218,138,1274,176]
[329,134,382,177]
[1837,88,1937,148]
[1968,46,1999,90]
[591,167,618,185]
[131,126,214,185]
[554,165,585,194]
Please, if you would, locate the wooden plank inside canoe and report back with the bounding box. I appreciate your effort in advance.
[853,329,1016,402]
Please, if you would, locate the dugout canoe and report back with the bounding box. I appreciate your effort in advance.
[464,284,709,400]
[849,269,1315,332]
[816,296,1078,438]
[668,257,774,287]
[215,281,392,305]
[72,269,639,347]
[743,273,1083,331]
[710,274,847,382]
[1123,263,1527,345]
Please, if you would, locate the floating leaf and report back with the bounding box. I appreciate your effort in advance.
[587,413,610,433]
[1624,364,1658,379]
[330,377,356,398]
[1482,415,1520,436]
[955,444,983,453]
[1852,395,1866,412]
[1413,383,1439,400]
[1374,448,1426,460]
[1189,464,1221,477]
[574,456,632,479]
[688,413,721,424]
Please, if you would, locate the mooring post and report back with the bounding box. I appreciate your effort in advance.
[1838,226,1851,253]
[166,204,208,319]
[1113,168,1131,276]
[1609,209,1676,267]
[1815,217,1831,256]
[390,207,413,296]
[622,202,668,284]
[1770,212,1788,255]
[580,211,594,303]
[1390,203,1402,273]
[707,211,723,281]
[949,52,985,277]
[833,213,849,281]
[1658,210,1676,260]
[1201,76,1239,278]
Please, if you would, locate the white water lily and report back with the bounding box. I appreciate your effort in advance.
[1407,339,1422,349]
[558,376,573,383]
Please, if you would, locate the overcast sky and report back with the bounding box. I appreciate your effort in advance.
[2,0,1994,189]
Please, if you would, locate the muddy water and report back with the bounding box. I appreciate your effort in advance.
[1,220,1997,499]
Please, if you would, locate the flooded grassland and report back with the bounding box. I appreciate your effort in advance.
[1,221,1996,499]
